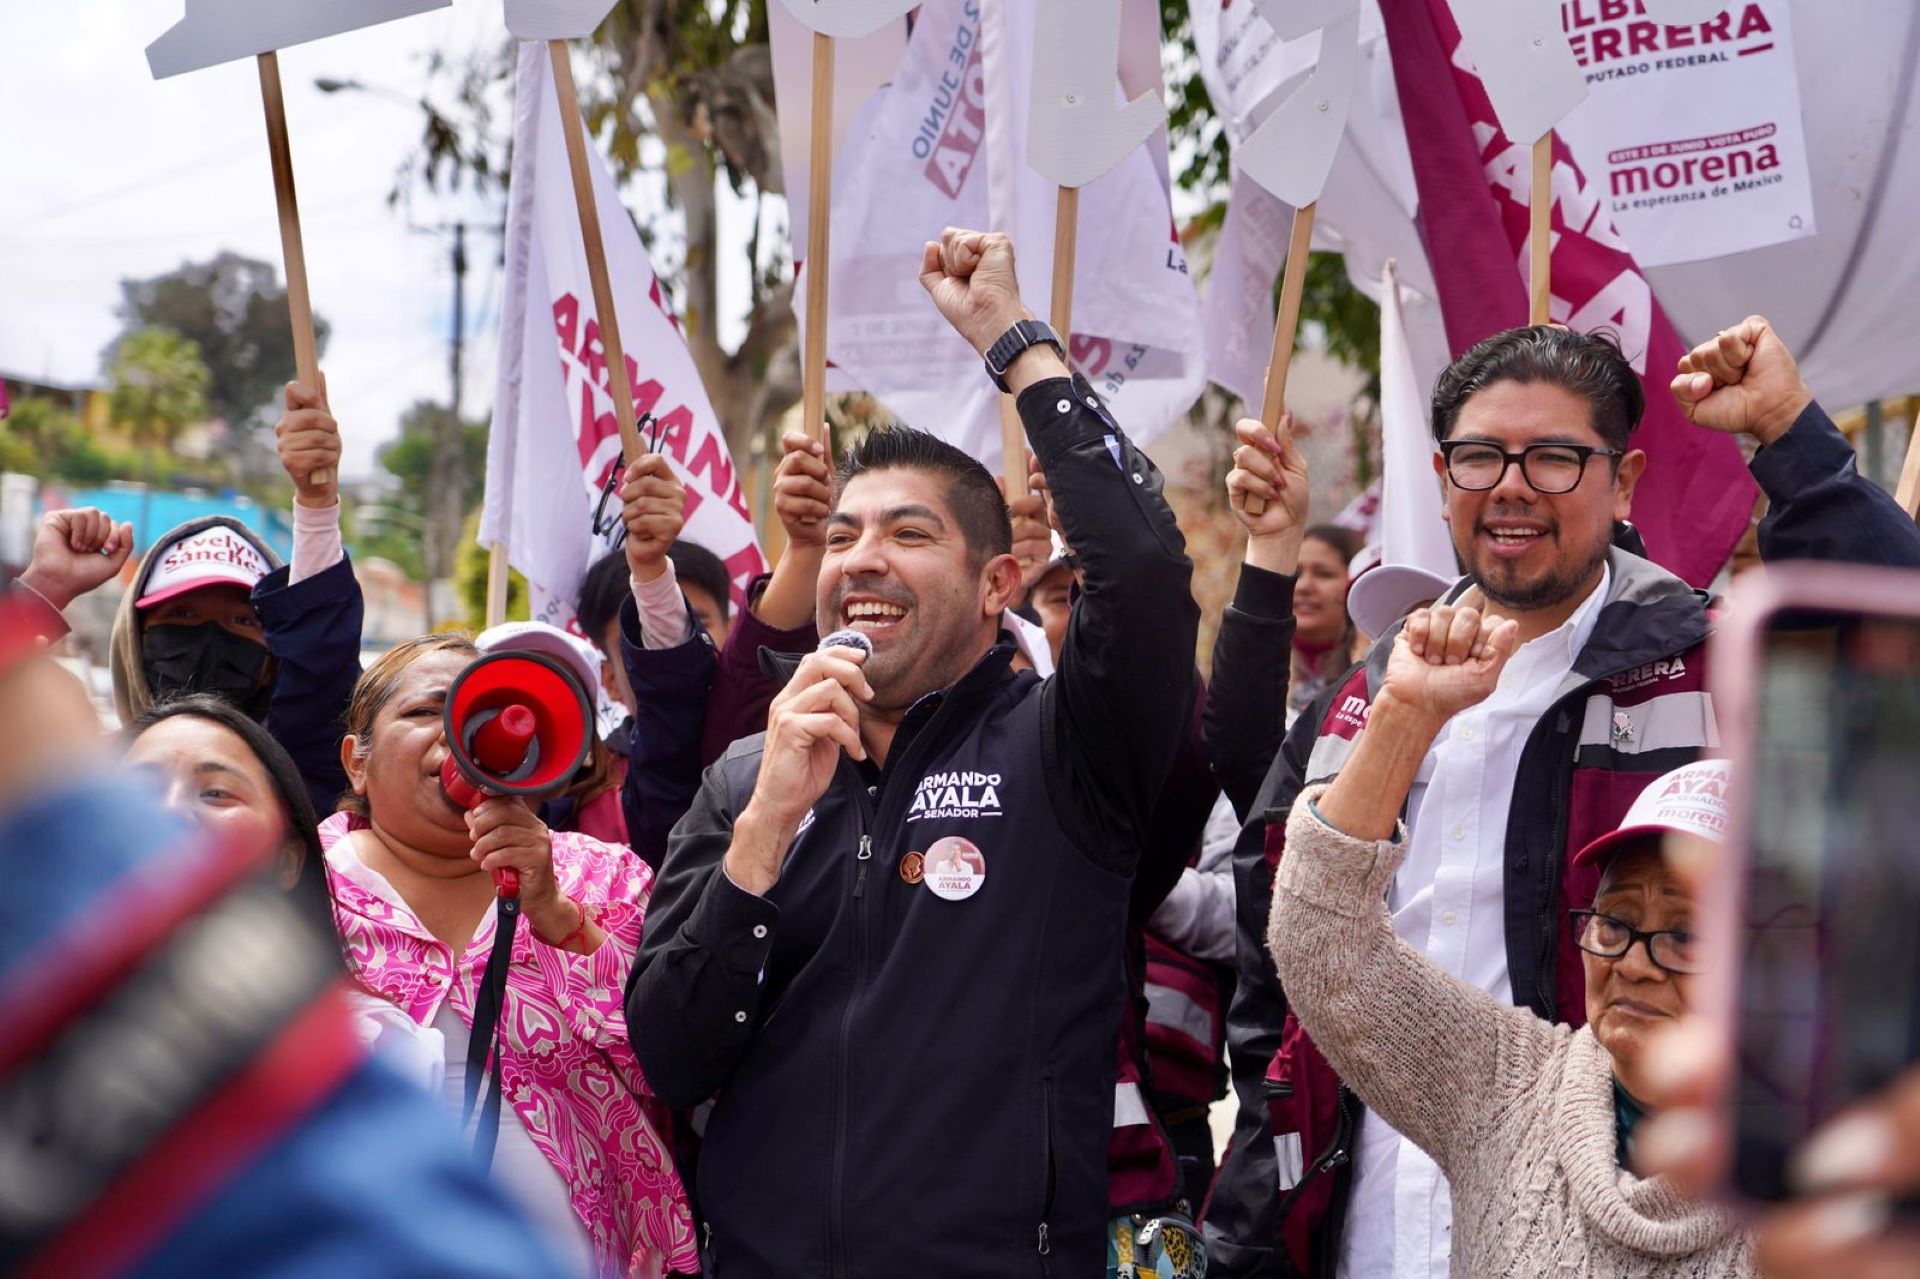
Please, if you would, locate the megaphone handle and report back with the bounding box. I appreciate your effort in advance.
[494,868,520,899]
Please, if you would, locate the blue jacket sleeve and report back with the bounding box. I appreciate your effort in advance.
[136,1059,567,1279]
[254,555,364,820]
[618,595,718,870]
[1752,401,1920,568]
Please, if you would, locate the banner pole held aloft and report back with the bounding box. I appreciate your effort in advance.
[1244,202,1318,516]
[802,31,835,455]
[1530,135,1553,326]
[547,39,645,467]
[257,51,329,491]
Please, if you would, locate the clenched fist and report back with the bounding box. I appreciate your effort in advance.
[19,508,134,611]
[918,228,1033,360]
[1670,315,1813,447]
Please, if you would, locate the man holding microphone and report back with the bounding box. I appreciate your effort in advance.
[626,227,1198,1276]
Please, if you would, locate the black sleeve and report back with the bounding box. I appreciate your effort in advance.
[624,758,779,1108]
[1129,678,1220,927]
[1028,374,1199,875]
[1752,400,1920,568]
[1203,689,1327,1274]
[1204,563,1298,823]
[254,555,363,819]
[618,595,718,870]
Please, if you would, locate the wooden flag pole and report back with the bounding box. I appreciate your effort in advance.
[1896,416,1920,519]
[803,31,836,454]
[1049,186,1079,344]
[257,51,330,490]
[547,39,645,467]
[1529,135,1553,325]
[486,541,510,627]
[1000,185,1081,496]
[1243,202,1318,517]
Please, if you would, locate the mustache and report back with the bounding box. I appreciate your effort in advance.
[1474,505,1558,537]
[830,577,917,612]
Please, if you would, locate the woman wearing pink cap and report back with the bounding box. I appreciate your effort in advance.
[1267,600,1753,1275]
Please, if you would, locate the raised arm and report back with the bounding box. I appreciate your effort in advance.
[255,376,362,818]
[1207,415,1313,817]
[698,431,828,765]
[918,227,1197,866]
[1671,315,1920,568]
[15,508,134,642]
[1272,603,1556,1168]
[614,454,717,869]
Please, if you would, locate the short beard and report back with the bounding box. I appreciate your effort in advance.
[1472,539,1610,612]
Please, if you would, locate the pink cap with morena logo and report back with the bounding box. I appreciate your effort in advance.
[1571,759,1733,873]
[135,527,272,610]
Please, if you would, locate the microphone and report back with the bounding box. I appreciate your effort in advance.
[818,628,875,658]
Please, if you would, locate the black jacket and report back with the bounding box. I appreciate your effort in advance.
[625,375,1198,1278]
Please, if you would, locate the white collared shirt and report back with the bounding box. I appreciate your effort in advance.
[1336,566,1610,1279]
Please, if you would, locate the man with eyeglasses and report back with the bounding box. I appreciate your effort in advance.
[1203,317,1920,1279]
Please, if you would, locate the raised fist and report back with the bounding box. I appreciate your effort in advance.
[917,228,1032,359]
[19,508,134,611]
[1670,315,1814,447]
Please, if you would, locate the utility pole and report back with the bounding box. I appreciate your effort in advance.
[425,221,469,619]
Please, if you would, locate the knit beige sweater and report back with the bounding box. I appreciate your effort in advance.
[1268,793,1751,1278]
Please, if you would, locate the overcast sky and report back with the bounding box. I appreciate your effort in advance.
[0,0,762,479]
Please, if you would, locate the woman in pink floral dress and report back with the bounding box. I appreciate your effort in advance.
[321,633,698,1277]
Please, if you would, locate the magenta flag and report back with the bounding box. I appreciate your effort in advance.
[1378,0,1756,588]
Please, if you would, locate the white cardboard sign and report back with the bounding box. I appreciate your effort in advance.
[1026,0,1167,189]
[504,0,618,41]
[1233,2,1361,208]
[1444,0,1589,145]
[775,0,921,40]
[146,0,449,78]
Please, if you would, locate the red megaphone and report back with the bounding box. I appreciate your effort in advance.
[441,650,594,898]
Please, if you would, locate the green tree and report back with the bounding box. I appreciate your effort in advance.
[109,327,212,452]
[112,252,330,444]
[455,509,525,629]
[344,400,490,582]
[108,326,214,545]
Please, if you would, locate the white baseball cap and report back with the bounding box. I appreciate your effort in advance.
[1572,759,1733,872]
[476,621,604,698]
[1347,563,1456,639]
[135,526,273,609]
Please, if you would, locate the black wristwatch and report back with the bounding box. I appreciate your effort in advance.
[984,319,1065,392]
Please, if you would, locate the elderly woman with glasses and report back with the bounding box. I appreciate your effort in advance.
[1267,601,1752,1276]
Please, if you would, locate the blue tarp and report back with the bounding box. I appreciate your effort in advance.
[44,485,293,561]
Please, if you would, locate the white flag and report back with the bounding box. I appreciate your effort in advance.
[1376,259,1453,578]
[772,0,1201,469]
[482,42,764,634]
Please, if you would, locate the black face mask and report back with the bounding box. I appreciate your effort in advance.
[142,623,273,720]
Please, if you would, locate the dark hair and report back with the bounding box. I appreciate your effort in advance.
[667,540,733,622]
[126,694,335,963]
[835,425,1011,566]
[1302,524,1365,569]
[1430,326,1645,453]
[576,550,630,650]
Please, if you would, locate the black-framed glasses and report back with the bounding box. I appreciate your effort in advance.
[1439,440,1622,494]
[1569,910,1702,975]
